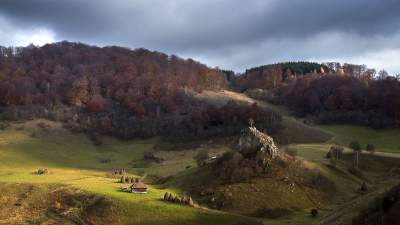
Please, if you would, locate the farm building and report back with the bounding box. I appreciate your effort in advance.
[130,182,148,193]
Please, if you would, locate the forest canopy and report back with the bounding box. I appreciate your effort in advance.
[0,42,282,139]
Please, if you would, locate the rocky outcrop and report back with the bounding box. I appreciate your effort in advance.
[238,126,280,159]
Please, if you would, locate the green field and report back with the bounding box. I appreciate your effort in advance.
[1,117,400,225]
[318,124,400,153]
[0,120,260,225]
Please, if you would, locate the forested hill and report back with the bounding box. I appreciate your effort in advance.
[0,41,227,109]
[232,62,380,91]
[0,42,281,139]
[233,61,400,129]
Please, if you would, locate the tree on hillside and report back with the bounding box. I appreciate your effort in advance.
[310,209,318,218]
[349,141,361,169]
[366,144,375,154]
[194,150,209,167]
[349,141,362,152]
[329,146,344,160]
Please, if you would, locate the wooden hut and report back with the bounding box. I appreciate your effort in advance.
[130,182,148,193]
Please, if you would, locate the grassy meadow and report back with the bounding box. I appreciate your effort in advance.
[0,119,259,225]
[317,124,400,153]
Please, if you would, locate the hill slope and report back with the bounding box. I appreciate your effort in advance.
[194,90,333,144]
[0,41,232,139]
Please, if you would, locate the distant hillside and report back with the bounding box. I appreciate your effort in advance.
[233,62,329,91]
[280,74,400,128]
[233,60,400,129]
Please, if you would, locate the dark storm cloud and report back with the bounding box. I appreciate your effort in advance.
[0,0,399,73]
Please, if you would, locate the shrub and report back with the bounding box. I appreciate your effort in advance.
[194,150,209,167]
[360,182,368,192]
[366,144,375,154]
[349,141,362,152]
[310,209,318,218]
[329,146,344,159]
[326,151,332,159]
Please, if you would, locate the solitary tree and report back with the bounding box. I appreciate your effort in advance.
[326,151,332,159]
[349,141,361,152]
[330,146,344,160]
[349,141,361,168]
[360,182,368,192]
[310,209,318,218]
[366,144,375,154]
[194,150,209,167]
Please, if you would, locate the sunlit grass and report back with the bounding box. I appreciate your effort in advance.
[0,120,260,225]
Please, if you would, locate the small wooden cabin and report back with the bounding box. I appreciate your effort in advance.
[130,182,148,193]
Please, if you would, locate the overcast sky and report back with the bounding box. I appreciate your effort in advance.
[0,0,399,74]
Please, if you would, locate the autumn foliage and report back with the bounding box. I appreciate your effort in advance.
[0,42,282,139]
[0,42,227,110]
[281,74,400,128]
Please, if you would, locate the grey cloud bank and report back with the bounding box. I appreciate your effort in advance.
[0,0,399,73]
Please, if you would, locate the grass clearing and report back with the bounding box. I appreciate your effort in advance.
[318,124,400,153]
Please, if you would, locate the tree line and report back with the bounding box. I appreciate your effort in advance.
[280,74,400,128]
[233,61,399,128]
[0,42,282,139]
